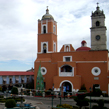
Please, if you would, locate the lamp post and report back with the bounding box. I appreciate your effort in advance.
[6,87,8,98]
[89,87,92,109]
[51,90,54,108]
[60,86,61,105]
[20,84,23,107]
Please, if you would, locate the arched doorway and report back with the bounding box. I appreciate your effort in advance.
[60,80,73,95]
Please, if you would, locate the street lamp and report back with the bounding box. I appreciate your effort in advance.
[51,90,54,108]
[6,87,8,98]
[59,86,61,105]
[89,87,92,109]
[20,84,23,107]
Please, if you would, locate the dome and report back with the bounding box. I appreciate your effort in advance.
[81,40,86,44]
[76,47,91,51]
[42,7,54,20]
[76,40,91,51]
[91,3,105,17]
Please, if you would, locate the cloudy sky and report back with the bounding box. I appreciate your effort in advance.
[0,0,109,71]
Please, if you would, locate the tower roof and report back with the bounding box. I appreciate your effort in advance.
[42,6,54,20]
[91,3,105,17]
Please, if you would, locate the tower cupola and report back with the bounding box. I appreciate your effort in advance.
[91,3,105,17]
[42,6,54,20]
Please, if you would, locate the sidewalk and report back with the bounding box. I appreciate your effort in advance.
[25,98,51,109]
[25,96,77,109]
[0,96,109,109]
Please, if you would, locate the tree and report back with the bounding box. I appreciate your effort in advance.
[36,64,44,91]
[78,84,87,92]
[11,87,18,95]
[5,99,16,108]
[74,94,89,109]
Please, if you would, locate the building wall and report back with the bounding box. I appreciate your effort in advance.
[34,50,109,92]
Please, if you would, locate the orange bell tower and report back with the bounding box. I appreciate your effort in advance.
[37,7,57,54]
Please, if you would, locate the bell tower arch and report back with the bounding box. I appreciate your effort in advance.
[37,7,57,54]
[90,3,107,50]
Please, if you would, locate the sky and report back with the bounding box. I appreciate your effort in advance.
[0,0,109,71]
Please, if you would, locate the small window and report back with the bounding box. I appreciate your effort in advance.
[61,65,72,72]
[41,67,47,75]
[66,46,69,52]
[43,43,47,53]
[43,26,46,33]
[53,25,55,33]
[65,57,70,62]
[41,42,48,53]
[64,44,70,52]
[63,56,72,62]
[53,42,56,52]
[91,67,101,76]
[96,21,100,26]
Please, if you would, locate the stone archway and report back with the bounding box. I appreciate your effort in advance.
[60,80,73,93]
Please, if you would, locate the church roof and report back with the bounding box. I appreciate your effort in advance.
[42,7,54,20]
[0,71,34,76]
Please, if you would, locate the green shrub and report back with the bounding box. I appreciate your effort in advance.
[97,99,104,107]
[77,94,86,100]
[56,104,63,108]
[5,99,16,108]
[92,105,99,109]
[0,86,2,91]
[103,107,108,109]
[0,99,6,102]
[11,87,18,95]
[57,104,73,109]
[0,95,3,98]
[78,90,87,92]
[80,84,87,91]
[45,89,52,95]
[103,93,108,97]
[74,94,89,109]
[0,97,25,103]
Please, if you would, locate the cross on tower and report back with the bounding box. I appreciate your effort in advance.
[97,2,99,7]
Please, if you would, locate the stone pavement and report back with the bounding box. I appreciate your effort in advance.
[0,96,109,109]
[25,98,51,109]
[23,96,109,109]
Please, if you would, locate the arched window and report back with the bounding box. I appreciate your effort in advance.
[43,43,47,53]
[66,46,69,52]
[96,21,100,26]
[61,65,72,72]
[64,44,70,52]
[53,42,56,52]
[43,26,46,33]
[53,25,55,33]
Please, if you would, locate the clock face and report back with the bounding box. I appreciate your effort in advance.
[96,35,100,40]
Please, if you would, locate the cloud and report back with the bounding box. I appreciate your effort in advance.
[0,0,108,71]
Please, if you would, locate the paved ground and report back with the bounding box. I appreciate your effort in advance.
[25,96,109,109]
[0,96,109,109]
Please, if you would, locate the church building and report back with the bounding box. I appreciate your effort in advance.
[34,4,109,94]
